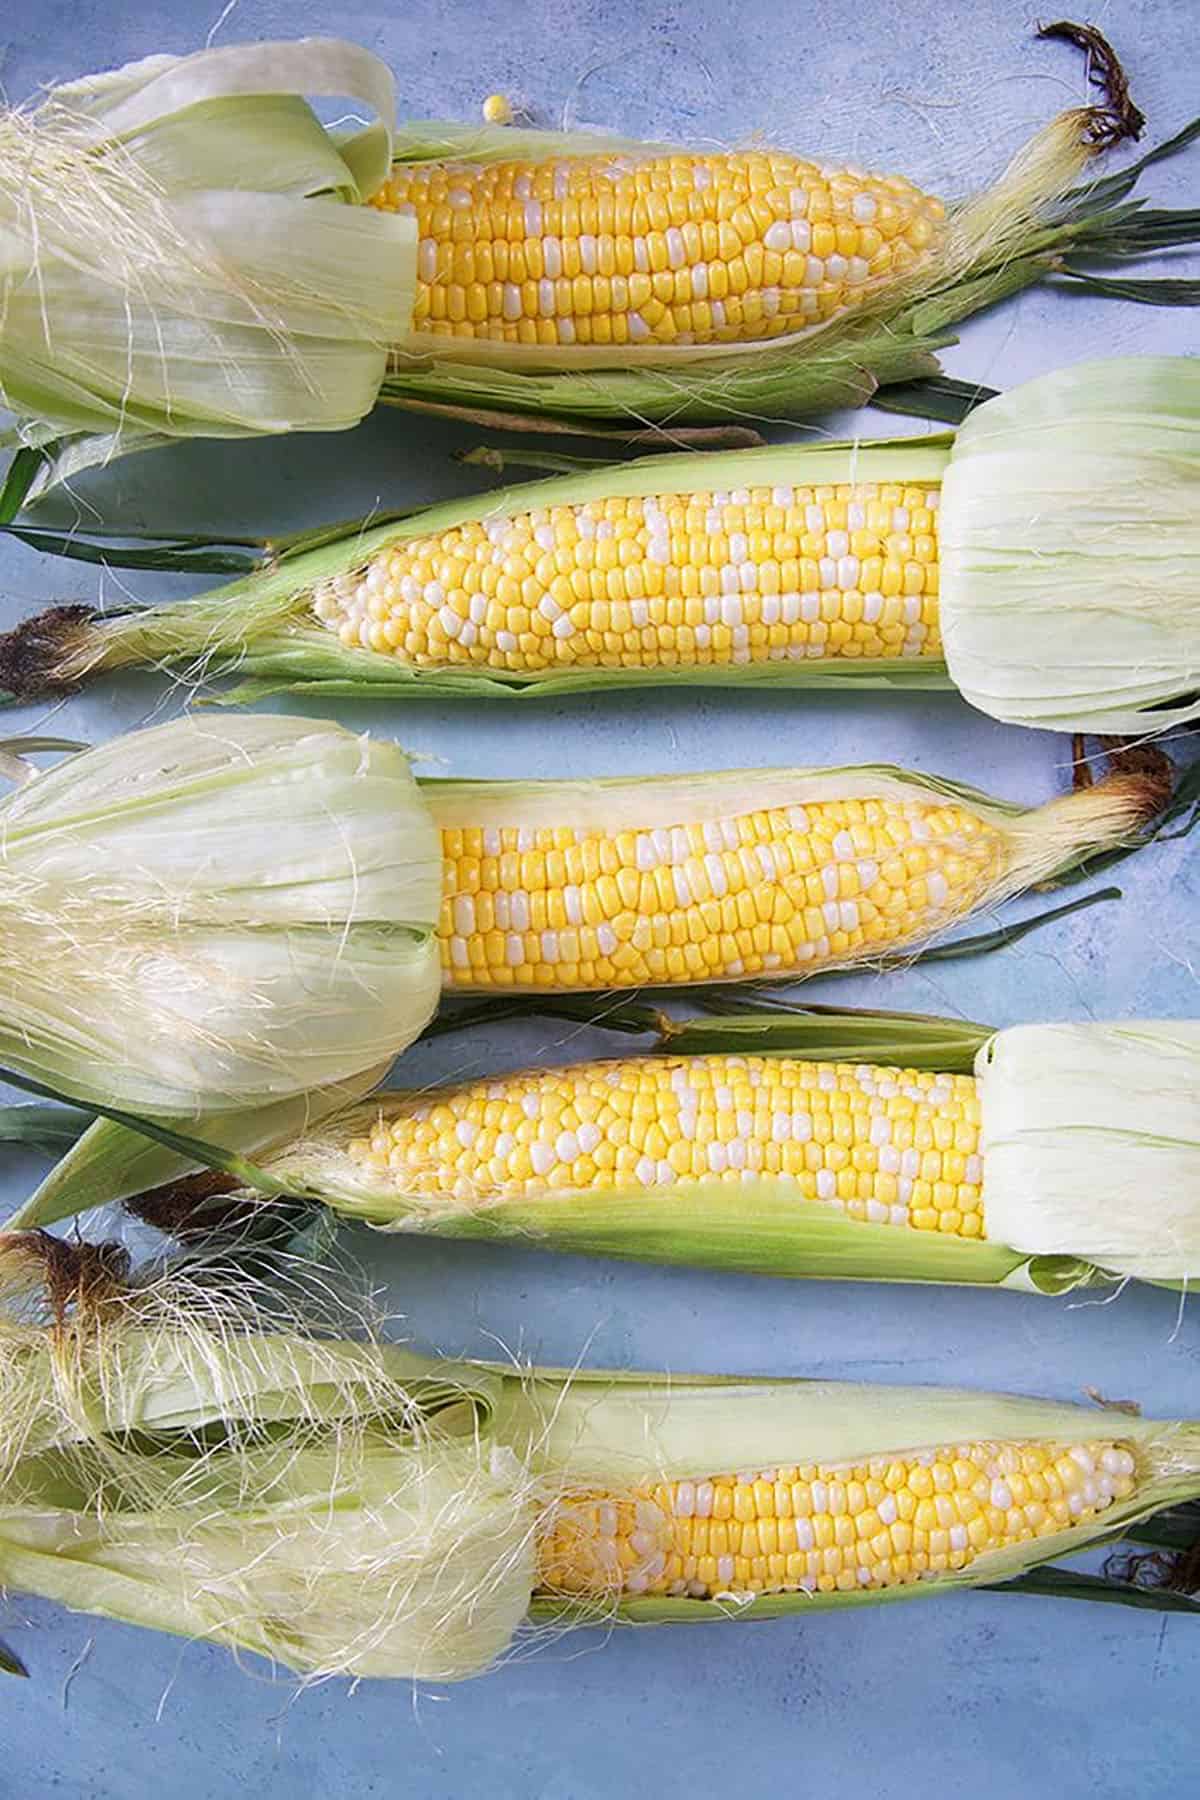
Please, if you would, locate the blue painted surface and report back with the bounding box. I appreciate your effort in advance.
[0,0,1198,1792]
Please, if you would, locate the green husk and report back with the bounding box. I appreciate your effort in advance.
[0,714,442,1121]
[0,1238,1196,1681]
[0,1104,88,1152]
[0,40,414,487]
[978,1021,1200,1282]
[939,356,1200,732]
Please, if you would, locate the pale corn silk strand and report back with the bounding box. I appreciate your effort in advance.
[0,1236,543,1685]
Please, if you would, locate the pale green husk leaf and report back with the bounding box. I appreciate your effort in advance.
[6,1060,392,1231]
[0,715,441,1116]
[939,356,1200,732]
[0,39,414,473]
[978,1020,1200,1282]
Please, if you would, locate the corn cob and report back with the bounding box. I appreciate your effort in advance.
[539,1436,1138,1600]
[336,1053,986,1234]
[424,764,1155,994]
[3,34,1193,503]
[375,149,945,350]
[11,358,1195,737]
[2,1237,1197,1681]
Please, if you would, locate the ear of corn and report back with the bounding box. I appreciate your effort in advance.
[59,1005,1198,1295]
[247,1008,1199,1290]
[13,355,1196,744]
[5,35,1197,500]
[2,1246,1196,1682]
[374,143,946,353]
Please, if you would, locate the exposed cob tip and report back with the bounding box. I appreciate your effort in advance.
[0,604,97,702]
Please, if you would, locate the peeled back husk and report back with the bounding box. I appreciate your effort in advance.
[938,357,1200,733]
[977,1020,1200,1283]
[0,38,414,487]
[0,714,442,1117]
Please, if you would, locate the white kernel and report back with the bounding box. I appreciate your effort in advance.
[666,226,685,268]
[800,592,820,622]
[577,1122,601,1154]
[765,221,792,252]
[837,555,860,589]
[597,923,618,954]
[635,1156,657,1185]
[579,233,598,274]
[790,219,812,253]
[816,1169,836,1200]
[552,615,574,639]
[439,604,462,638]
[691,264,708,300]
[879,1145,900,1174]
[674,1483,696,1517]
[449,935,469,968]
[707,1141,728,1174]
[505,933,523,967]
[818,557,837,588]
[806,255,824,285]
[502,282,522,321]
[530,1142,554,1176]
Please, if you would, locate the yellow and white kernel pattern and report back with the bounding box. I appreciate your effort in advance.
[343,1054,984,1237]
[372,150,945,346]
[436,795,1007,989]
[310,483,941,673]
[538,1439,1139,1600]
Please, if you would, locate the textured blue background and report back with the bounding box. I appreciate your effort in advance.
[1,0,1199,1793]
